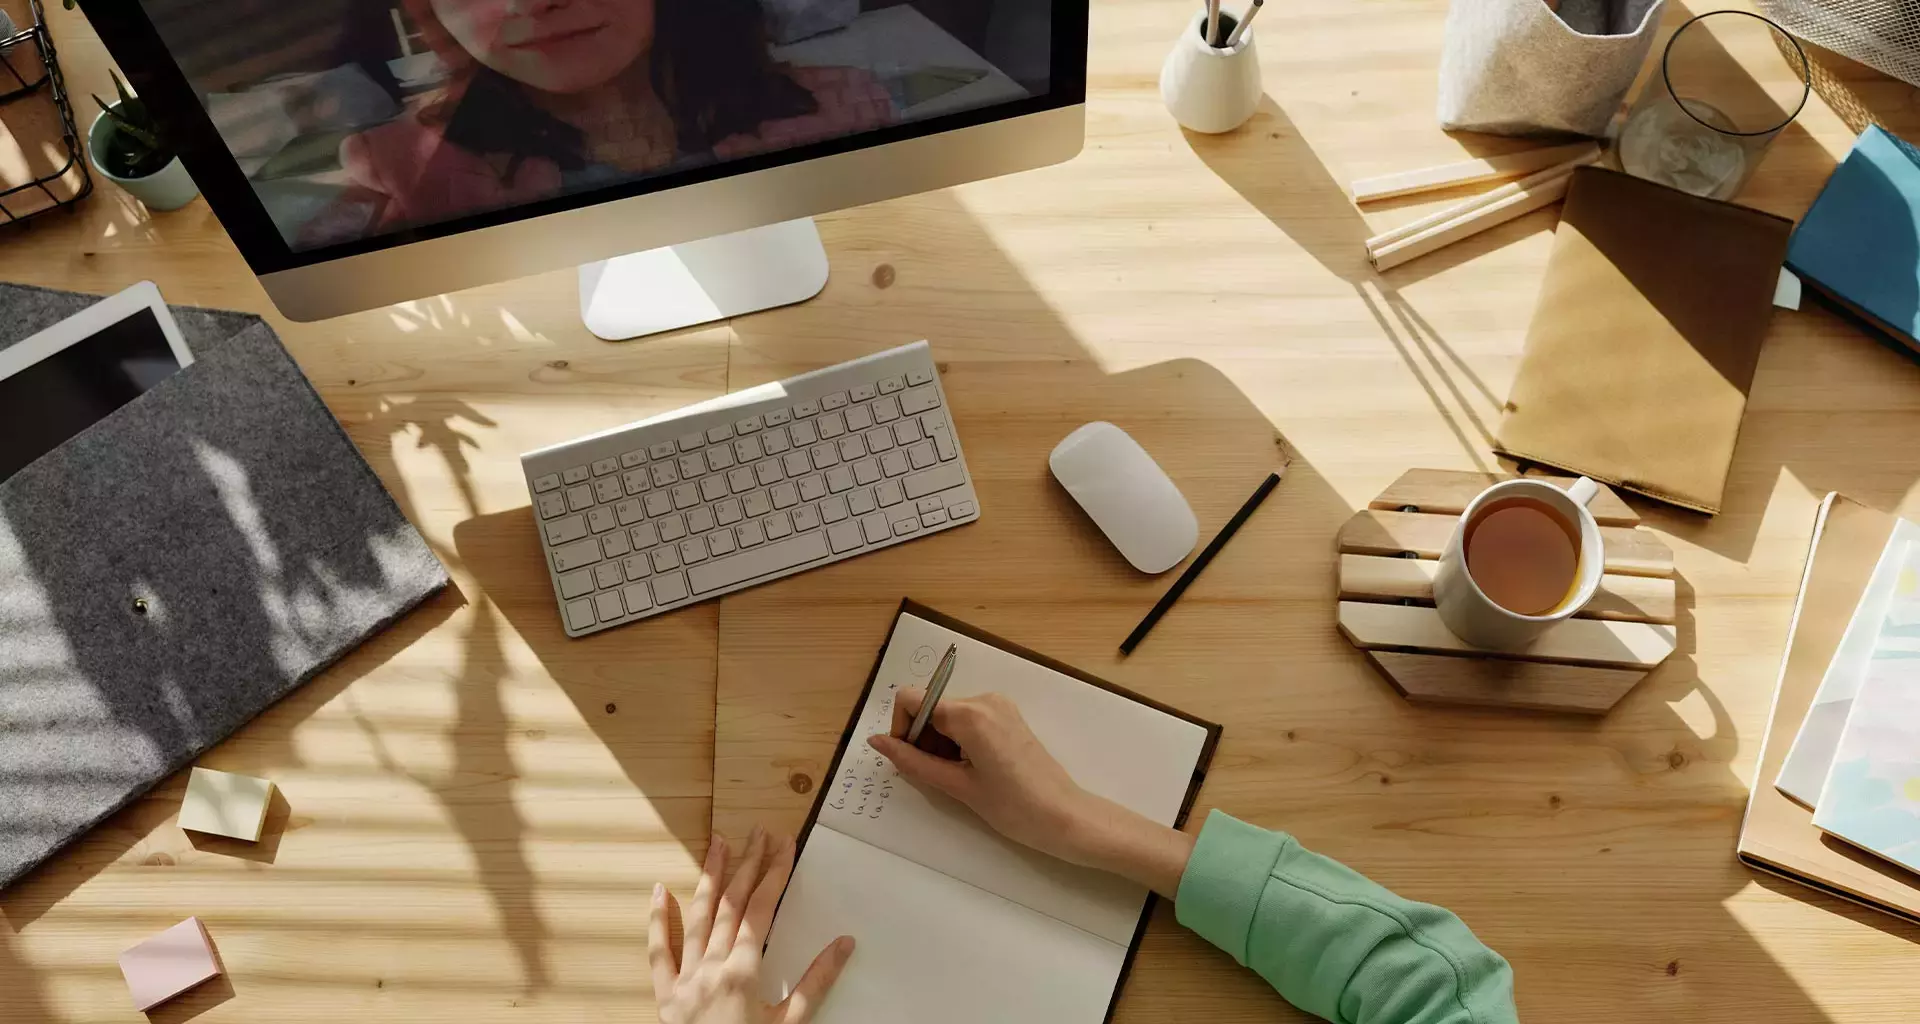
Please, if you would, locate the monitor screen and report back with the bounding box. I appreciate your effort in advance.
[0,308,184,481]
[131,1,1060,255]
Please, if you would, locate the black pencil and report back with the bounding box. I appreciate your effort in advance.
[1119,470,1283,655]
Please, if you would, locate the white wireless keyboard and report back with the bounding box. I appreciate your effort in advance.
[521,341,979,637]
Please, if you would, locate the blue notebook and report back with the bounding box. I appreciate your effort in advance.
[1786,126,1920,352]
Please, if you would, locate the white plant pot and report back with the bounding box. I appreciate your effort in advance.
[1160,10,1263,135]
[87,108,199,212]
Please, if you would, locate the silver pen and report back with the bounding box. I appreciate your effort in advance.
[905,644,958,747]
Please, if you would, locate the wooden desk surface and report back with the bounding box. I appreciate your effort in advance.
[5,2,1919,1022]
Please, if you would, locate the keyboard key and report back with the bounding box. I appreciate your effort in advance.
[687,531,831,594]
[736,520,765,547]
[892,516,921,537]
[838,436,865,462]
[603,531,632,558]
[848,488,876,515]
[862,514,891,544]
[792,505,821,532]
[735,415,763,434]
[616,498,645,525]
[709,530,737,556]
[679,539,709,564]
[652,546,682,572]
[622,554,652,581]
[622,583,654,614]
[715,499,743,525]
[771,482,799,509]
[566,484,595,512]
[623,469,651,495]
[595,591,625,623]
[671,483,699,509]
[679,455,706,479]
[906,367,933,387]
[652,573,690,604]
[700,475,728,502]
[907,441,937,470]
[821,495,849,523]
[764,512,794,539]
[818,411,846,439]
[630,522,659,549]
[810,444,841,470]
[872,396,901,423]
[744,491,773,517]
[900,386,941,415]
[595,563,623,590]
[845,405,874,431]
[557,569,594,599]
[793,399,821,418]
[678,431,705,453]
[756,459,785,486]
[822,391,849,410]
[949,500,977,519]
[563,465,591,485]
[658,515,687,542]
[533,473,562,493]
[790,420,818,446]
[651,463,679,487]
[826,467,854,493]
[706,446,735,472]
[892,419,922,445]
[916,497,945,515]
[595,477,623,503]
[880,451,909,477]
[864,428,895,453]
[537,492,569,520]
[644,491,674,517]
[650,441,677,460]
[728,467,756,493]
[827,520,864,554]
[783,451,812,477]
[922,508,950,527]
[588,507,617,534]
[762,430,791,455]
[878,376,904,394]
[876,481,904,507]
[798,475,828,502]
[707,425,733,444]
[764,408,792,427]
[687,507,716,534]
[904,463,967,499]
[552,538,603,572]
[851,383,877,402]
[621,449,648,469]
[551,514,590,548]
[852,458,881,486]
[734,436,762,462]
[592,457,620,477]
[927,418,958,461]
[565,598,596,631]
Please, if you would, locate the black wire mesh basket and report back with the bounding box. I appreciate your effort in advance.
[0,0,92,225]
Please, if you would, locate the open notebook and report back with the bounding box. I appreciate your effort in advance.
[760,602,1221,1023]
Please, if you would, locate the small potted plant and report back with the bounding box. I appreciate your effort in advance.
[88,69,198,211]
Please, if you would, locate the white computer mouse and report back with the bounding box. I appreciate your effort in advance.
[1049,422,1198,574]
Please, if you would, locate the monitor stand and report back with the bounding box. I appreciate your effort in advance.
[578,218,830,341]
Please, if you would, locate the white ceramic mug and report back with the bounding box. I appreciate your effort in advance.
[1432,477,1604,651]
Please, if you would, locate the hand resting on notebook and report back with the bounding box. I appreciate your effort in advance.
[650,828,853,1024]
[869,689,1522,1024]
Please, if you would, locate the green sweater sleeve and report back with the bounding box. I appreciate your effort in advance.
[1174,810,1518,1024]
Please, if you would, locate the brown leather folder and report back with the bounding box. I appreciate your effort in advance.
[1738,494,1920,923]
[1494,167,1794,514]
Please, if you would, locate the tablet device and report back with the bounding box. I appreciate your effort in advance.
[0,281,193,480]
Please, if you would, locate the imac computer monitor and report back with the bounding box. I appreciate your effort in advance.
[80,1,1087,337]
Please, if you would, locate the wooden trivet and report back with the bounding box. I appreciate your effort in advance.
[1337,469,1679,715]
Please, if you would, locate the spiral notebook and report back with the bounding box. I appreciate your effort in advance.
[759,601,1221,1024]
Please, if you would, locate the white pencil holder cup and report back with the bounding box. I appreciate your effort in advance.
[1161,10,1262,134]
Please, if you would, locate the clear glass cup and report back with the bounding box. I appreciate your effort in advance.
[1617,11,1811,200]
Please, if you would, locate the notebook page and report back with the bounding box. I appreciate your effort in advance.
[817,611,1209,945]
[761,825,1127,1024]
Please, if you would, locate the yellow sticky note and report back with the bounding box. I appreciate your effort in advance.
[177,767,274,842]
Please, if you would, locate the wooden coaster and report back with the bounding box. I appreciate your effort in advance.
[1337,469,1678,714]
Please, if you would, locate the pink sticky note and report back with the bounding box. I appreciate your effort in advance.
[119,917,222,1011]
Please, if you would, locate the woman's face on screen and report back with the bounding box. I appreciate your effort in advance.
[430,0,656,94]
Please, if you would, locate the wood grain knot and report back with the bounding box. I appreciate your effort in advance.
[871,264,896,289]
[548,359,570,370]
[788,773,813,794]
[1666,960,1680,976]
[525,728,546,741]
[1548,794,1562,808]
[1667,750,1687,770]
[605,702,617,715]
[142,853,174,867]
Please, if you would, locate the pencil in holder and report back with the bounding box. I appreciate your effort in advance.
[1161,9,1262,135]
